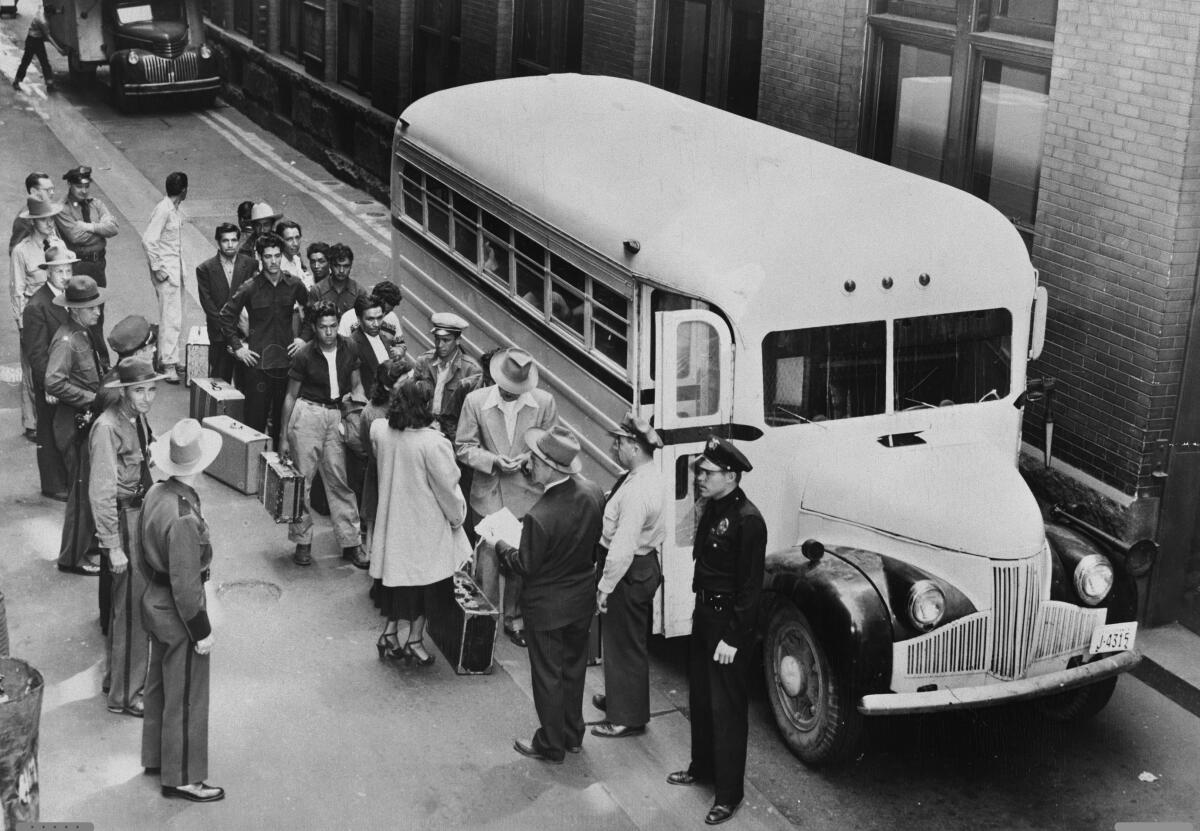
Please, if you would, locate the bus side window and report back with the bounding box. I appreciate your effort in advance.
[674,454,700,548]
[592,281,629,366]
[426,175,451,243]
[400,163,424,225]
[515,231,546,307]
[453,193,479,263]
[481,210,511,285]
[675,320,721,418]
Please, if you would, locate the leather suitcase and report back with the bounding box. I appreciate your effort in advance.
[429,571,499,675]
[185,325,209,388]
[190,377,245,422]
[202,416,269,495]
[259,451,305,524]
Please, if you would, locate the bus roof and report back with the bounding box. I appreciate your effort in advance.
[398,75,1034,334]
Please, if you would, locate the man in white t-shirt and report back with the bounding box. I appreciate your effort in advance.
[337,280,403,343]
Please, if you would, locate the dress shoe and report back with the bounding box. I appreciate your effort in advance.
[292,543,313,566]
[667,770,699,786]
[591,693,607,711]
[350,546,370,569]
[591,722,645,739]
[513,739,563,765]
[163,373,180,385]
[704,802,741,825]
[107,698,145,718]
[58,562,100,576]
[566,745,582,754]
[43,490,68,502]
[504,627,527,648]
[162,782,225,802]
[23,428,37,443]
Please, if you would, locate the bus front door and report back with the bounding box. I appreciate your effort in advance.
[653,309,733,637]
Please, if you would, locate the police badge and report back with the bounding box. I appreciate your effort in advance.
[716,518,729,535]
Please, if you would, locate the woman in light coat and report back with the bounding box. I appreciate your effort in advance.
[370,374,470,665]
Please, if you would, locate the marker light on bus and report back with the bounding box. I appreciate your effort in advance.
[908,581,946,632]
[1074,554,1115,606]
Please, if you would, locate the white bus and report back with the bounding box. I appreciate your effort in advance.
[390,74,1140,764]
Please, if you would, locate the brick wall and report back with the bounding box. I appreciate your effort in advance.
[757,0,866,151]
[582,0,646,80]
[1032,0,1200,495]
[461,0,502,85]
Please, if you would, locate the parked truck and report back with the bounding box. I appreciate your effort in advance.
[44,0,219,110]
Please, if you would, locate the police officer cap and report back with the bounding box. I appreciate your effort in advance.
[607,411,662,449]
[430,312,469,337]
[64,165,93,184]
[107,315,156,356]
[695,435,752,473]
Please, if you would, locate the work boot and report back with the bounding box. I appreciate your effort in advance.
[292,543,313,566]
[345,545,369,570]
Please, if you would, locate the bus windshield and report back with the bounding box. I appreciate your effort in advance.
[894,309,1011,409]
[114,0,185,24]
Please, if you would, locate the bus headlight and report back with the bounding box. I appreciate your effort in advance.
[200,44,212,60]
[1073,554,1114,606]
[127,52,140,65]
[908,581,946,631]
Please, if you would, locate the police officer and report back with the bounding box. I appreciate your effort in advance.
[90,356,166,718]
[56,166,119,287]
[141,419,225,803]
[667,436,765,827]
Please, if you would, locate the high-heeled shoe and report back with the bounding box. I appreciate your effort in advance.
[377,633,404,661]
[405,640,436,667]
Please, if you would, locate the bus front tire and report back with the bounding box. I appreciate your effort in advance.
[763,602,864,766]
[1034,676,1118,723]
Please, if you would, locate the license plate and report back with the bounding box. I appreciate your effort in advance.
[1089,621,1137,654]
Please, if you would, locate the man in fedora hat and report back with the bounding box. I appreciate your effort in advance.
[9,171,55,254]
[591,412,666,741]
[667,436,765,827]
[415,312,480,441]
[56,166,119,287]
[46,274,110,575]
[11,194,64,441]
[140,419,225,803]
[142,171,188,384]
[91,357,168,718]
[457,346,560,647]
[483,425,604,764]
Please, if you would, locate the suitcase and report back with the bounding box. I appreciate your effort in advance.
[428,571,499,675]
[259,451,306,524]
[190,377,245,422]
[184,325,210,388]
[202,416,269,494]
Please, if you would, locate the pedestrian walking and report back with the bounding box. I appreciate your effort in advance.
[11,194,63,441]
[45,274,110,575]
[218,231,308,447]
[666,436,766,827]
[277,300,364,567]
[141,418,225,803]
[369,375,470,664]
[56,166,118,287]
[456,347,560,648]
[11,4,55,91]
[142,171,188,384]
[91,356,166,719]
[591,412,665,739]
[484,425,605,763]
[195,223,255,382]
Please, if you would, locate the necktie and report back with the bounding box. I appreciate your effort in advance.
[80,199,91,223]
[43,236,51,252]
[136,417,153,491]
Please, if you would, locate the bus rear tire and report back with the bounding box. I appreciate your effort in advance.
[1034,676,1118,722]
[764,602,864,766]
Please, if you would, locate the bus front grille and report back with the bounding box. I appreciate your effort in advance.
[140,52,199,83]
[989,559,1042,680]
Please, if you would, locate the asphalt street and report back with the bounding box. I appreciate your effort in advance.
[0,15,1198,830]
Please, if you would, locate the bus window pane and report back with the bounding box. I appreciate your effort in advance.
[482,209,509,239]
[594,321,628,367]
[549,254,586,292]
[894,309,1012,409]
[401,164,423,224]
[452,193,479,262]
[482,235,510,285]
[592,281,629,321]
[761,323,886,425]
[675,321,721,418]
[426,175,451,243]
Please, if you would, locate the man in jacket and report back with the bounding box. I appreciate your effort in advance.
[56,166,119,287]
[11,194,63,440]
[415,312,481,441]
[195,223,255,382]
[487,426,604,764]
[456,347,559,647]
[142,171,188,383]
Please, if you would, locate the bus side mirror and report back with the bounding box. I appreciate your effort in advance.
[801,539,824,562]
[1029,283,1048,360]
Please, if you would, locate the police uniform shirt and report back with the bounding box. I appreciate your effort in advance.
[45,319,108,409]
[691,487,767,650]
[57,198,118,253]
[88,404,151,549]
[140,479,213,642]
[288,336,360,405]
[598,464,666,594]
[218,272,308,369]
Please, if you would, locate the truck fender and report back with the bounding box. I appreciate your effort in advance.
[764,548,893,696]
[1043,520,1138,624]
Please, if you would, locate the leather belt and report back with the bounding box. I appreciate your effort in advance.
[300,397,340,409]
[149,568,210,586]
[696,589,733,607]
[76,250,105,262]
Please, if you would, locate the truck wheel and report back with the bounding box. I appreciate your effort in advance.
[1035,676,1118,722]
[764,602,864,765]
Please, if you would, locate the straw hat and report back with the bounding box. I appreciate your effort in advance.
[250,202,282,222]
[150,419,222,477]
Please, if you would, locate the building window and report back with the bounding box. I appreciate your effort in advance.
[654,0,763,119]
[281,0,303,58]
[413,0,461,100]
[233,0,253,37]
[338,0,373,93]
[201,0,226,28]
[863,0,1054,247]
[513,0,583,76]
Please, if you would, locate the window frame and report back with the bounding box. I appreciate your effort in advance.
[412,0,462,99]
[512,0,584,76]
[337,0,373,94]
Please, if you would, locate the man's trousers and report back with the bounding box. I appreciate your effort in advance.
[686,601,750,807]
[601,553,662,727]
[287,399,360,548]
[151,273,182,367]
[526,616,591,761]
[105,505,149,711]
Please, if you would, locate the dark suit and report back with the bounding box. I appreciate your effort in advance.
[195,253,254,382]
[498,476,605,760]
[348,327,396,401]
[21,285,68,496]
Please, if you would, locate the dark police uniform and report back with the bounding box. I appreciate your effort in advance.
[684,437,765,810]
[139,478,214,787]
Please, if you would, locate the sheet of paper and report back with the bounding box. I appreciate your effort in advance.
[475,507,523,549]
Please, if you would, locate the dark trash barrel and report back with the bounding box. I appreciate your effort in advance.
[0,658,43,829]
[0,592,8,657]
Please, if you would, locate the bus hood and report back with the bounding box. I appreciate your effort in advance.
[798,437,1043,559]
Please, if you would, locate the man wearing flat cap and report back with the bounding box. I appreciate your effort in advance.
[591,412,666,740]
[456,346,560,647]
[46,274,111,576]
[666,436,765,826]
[56,166,119,287]
[483,425,605,764]
[415,312,481,441]
[91,357,167,719]
[140,419,225,803]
